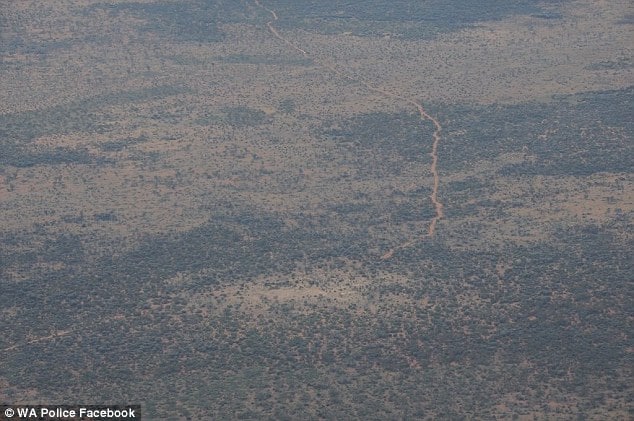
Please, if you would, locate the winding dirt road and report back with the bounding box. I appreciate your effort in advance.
[255,0,444,259]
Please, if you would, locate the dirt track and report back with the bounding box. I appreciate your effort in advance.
[254,0,444,260]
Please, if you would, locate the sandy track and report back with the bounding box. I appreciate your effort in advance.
[2,329,74,352]
[254,0,444,259]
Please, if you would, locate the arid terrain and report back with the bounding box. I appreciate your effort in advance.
[1,0,632,419]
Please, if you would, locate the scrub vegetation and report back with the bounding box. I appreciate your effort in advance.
[1,0,632,419]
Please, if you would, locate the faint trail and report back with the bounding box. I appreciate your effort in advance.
[2,329,74,352]
[254,0,308,55]
[254,0,444,259]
